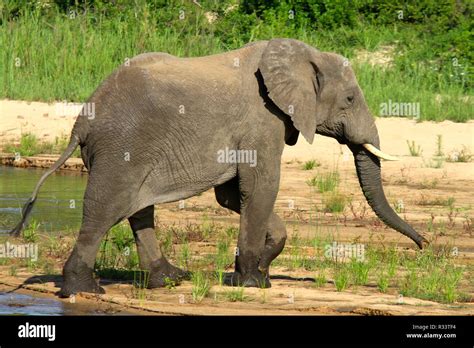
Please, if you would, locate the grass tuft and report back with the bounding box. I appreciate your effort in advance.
[191,271,211,303]
[334,265,351,292]
[406,140,422,156]
[302,160,320,170]
[224,287,247,302]
[307,171,340,193]
[322,192,348,213]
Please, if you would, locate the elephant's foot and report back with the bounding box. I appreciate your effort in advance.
[225,271,271,288]
[58,278,105,298]
[147,259,191,288]
[58,260,104,297]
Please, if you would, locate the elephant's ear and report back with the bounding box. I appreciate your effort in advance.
[259,39,322,144]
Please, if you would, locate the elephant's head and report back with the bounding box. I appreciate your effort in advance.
[259,38,428,249]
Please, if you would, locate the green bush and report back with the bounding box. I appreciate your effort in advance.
[0,0,472,121]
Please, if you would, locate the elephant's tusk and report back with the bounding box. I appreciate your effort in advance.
[362,144,399,161]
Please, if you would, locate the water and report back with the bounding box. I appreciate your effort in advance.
[0,291,139,315]
[0,292,65,315]
[0,168,142,315]
[0,167,87,233]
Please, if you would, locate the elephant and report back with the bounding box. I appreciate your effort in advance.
[11,38,428,296]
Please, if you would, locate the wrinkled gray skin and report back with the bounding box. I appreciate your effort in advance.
[11,39,428,296]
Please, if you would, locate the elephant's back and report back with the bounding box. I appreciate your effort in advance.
[72,45,264,169]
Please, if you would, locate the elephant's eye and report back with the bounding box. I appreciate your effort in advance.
[346,95,354,105]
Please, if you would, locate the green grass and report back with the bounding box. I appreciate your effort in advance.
[334,265,351,292]
[416,195,455,207]
[398,247,467,303]
[1,3,224,102]
[5,133,39,156]
[418,178,439,189]
[274,238,467,303]
[424,135,446,168]
[23,219,40,243]
[424,156,445,169]
[132,269,150,301]
[314,270,327,287]
[164,277,177,290]
[224,287,247,302]
[0,214,470,305]
[353,63,473,122]
[191,271,211,303]
[406,140,422,157]
[96,223,138,271]
[302,159,320,170]
[0,2,472,122]
[214,236,232,285]
[177,242,191,270]
[400,260,464,303]
[9,265,17,277]
[307,171,340,193]
[200,216,215,242]
[160,228,174,256]
[3,133,81,157]
[349,259,371,286]
[377,271,390,293]
[322,191,348,213]
[225,226,239,239]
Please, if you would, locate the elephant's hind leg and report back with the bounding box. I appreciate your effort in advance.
[128,205,190,288]
[59,200,116,297]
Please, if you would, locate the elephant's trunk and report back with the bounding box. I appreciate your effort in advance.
[349,144,428,249]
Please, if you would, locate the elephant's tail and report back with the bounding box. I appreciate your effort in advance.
[9,134,80,237]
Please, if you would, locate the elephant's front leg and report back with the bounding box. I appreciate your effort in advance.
[232,161,281,288]
[128,205,190,288]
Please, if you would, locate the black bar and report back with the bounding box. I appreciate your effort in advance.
[0,315,471,346]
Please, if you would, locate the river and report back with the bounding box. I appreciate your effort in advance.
[0,167,87,234]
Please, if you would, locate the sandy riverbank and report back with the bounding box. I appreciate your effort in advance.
[1,99,473,315]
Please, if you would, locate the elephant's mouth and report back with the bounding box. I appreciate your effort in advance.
[317,120,398,161]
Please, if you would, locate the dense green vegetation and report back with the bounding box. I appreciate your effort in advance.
[1,0,472,121]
